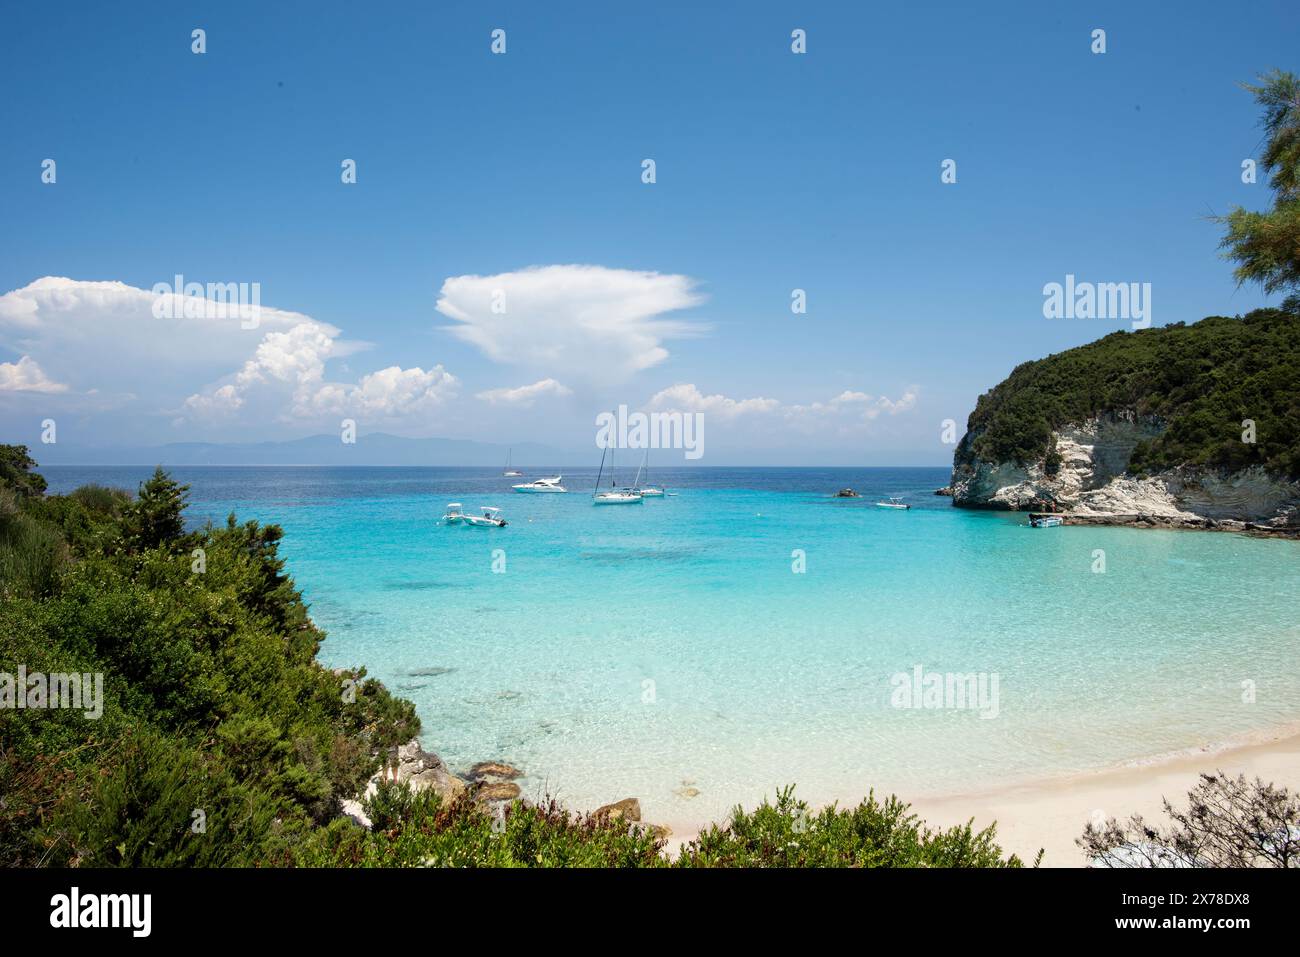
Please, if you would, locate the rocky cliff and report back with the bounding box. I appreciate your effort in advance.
[949,308,1300,532]
[951,413,1300,529]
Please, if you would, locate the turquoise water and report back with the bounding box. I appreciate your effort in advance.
[41,466,1300,830]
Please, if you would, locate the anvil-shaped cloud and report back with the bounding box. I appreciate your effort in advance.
[436,265,706,387]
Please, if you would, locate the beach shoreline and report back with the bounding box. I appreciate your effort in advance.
[660,723,1300,865]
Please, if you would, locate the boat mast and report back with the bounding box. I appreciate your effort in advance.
[632,447,645,489]
[594,443,608,498]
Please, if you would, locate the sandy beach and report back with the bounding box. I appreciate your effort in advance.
[665,725,1300,865]
[913,728,1300,865]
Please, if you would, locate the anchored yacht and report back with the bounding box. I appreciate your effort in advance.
[503,448,522,477]
[592,444,643,505]
[513,476,566,493]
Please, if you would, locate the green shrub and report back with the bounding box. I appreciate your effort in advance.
[0,445,46,498]
[676,785,1035,867]
[292,781,669,868]
[0,447,418,867]
[0,488,67,598]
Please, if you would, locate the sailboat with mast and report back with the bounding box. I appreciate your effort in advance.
[592,443,643,505]
[631,448,664,497]
[503,448,523,477]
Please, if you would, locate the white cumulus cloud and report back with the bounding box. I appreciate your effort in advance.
[0,355,69,394]
[646,382,919,434]
[647,383,779,419]
[0,277,312,400]
[436,265,705,386]
[182,321,457,422]
[0,277,457,435]
[476,377,573,407]
[785,386,919,422]
[315,365,459,417]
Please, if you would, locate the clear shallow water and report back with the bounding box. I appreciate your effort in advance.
[41,466,1300,829]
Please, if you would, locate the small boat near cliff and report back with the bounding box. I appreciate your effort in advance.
[1029,513,1064,528]
[875,496,910,510]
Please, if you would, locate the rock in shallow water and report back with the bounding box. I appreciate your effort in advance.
[474,781,522,802]
[468,761,523,781]
[593,797,641,822]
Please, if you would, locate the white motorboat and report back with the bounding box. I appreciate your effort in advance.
[875,496,911,510]
[592,443,643,505]
[442,502,466,524]
[513,476,566,493]
[503,448,522,477]
[462,506,507,527]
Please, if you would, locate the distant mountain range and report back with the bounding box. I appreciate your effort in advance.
[32,433,567,467]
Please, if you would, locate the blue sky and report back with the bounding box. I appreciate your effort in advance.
[1,0,1296,464]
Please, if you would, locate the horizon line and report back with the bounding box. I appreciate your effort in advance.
[34,462,953,470]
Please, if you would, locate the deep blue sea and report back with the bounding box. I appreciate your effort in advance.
[39,465,1300,831]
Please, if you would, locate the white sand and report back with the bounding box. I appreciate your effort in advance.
[663,726,1300,865]
[909,728,1300,866]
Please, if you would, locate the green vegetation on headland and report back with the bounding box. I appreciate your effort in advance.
[959,304,1300,477]
[962,69,1300,482]
[0,448,1033,867]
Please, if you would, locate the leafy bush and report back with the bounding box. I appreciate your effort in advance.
[0,449,418,867]
[291,781,668,868]
[0,488,68,598]
[122,467,191,553]
[0,445,46,498]
[676,785,1036,867]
